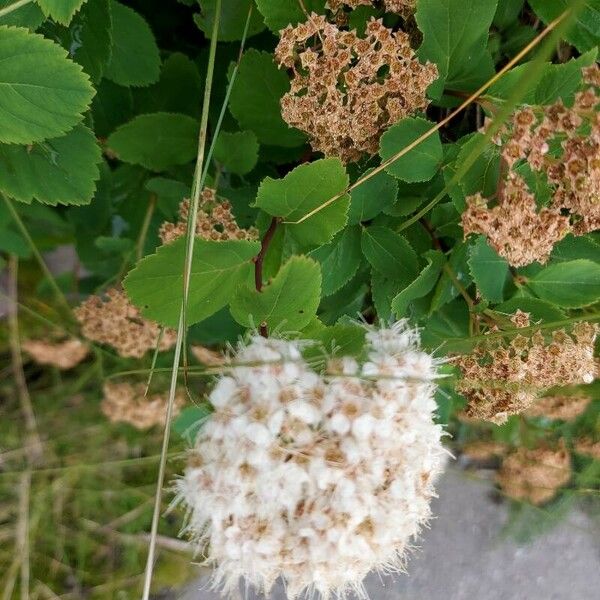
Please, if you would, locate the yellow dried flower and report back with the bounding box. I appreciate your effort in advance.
[454,313,598,425]
[275,14,437,163]
[74,287,177,359]
[496,441,571,505]
[159,188,258,245]
[22,338,89,370]
[102,381,186,430]
[526,394,591,422]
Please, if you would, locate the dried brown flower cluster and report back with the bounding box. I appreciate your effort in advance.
[159,188,258,244]
[462,440,508,461]
[526,394,591,422]
[463,66,600,266]
[462,173,570,267]
[74,288,177,358]
[574,437,600,461]
[275,14,437,163]
[327,0,415,17]
[496,441,571,505]
[22,338,89,370]
[454,311,598,425]
[101,381,186,430]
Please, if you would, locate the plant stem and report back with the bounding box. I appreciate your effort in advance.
[0,0,32,18]
[253,217,280,337]
[136,193,157,262]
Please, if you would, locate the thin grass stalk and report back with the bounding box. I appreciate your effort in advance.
[140,3,223,597]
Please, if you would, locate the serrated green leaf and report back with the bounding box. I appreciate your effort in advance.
[255,0,326,32]
[0,124,101,206]
[0,0,44,28]
[495,297,566,322]
[348,169,398,225]
[195,0,265,41]
[213,130,259,175]
[309,226,362,296]
[36,0,86,24]
[255,158,350,247]
[468,236,509,304]
[361,226,418,283]
[493,0,523,29]
[231,255,321,332]
[430,242,472,311]
[527,259,600,308]
[68,0,112,82]
[124,237,260,327]
[172,405,211,438]
[421,297,470,352]
[392,249,444,316]
[229,49,305,147]
[416,0,498,96]
[529,0,600,52]
[104,0,160,87]
[550,235,600,264]
[379,117,443,183]
[107,113,199,171]
[371,271,403,322]
[0,26,94,145]
[91,79,133,137]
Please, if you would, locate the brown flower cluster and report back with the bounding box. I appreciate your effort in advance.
[454,311,598,425]
[526,394,591,422]
[275,14,437,163]
[327,0,415,17]
[159,188,258,244]
[22,338,89,370]
[462,440,508,461]
[574,437,600,461]
[74,288,177,358]
[101,381,186,430]
[463,66,600,265]
[496,441,571,505]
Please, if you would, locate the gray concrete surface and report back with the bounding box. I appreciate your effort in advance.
[179,468,600,600]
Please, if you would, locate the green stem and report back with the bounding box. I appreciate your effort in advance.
[136,193,157,262]
[2,195,72,317]
[0,0,32,18]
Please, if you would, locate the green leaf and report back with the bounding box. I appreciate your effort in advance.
[107,113,199,171]
[468,236,509,304]
[104,0,160,87]
[195,0,265,41]
[213,130,259,175]
[527,260,600,308]
[430,242,472,311]
[416,0,498,95]
[493,0,523,29]
[0,0,44,28]
[392,250,444,316]
[348,169,398,225]
[550,235,600,264]
[302,321,366,360]
[421,298,470,352]
[255,0,326,32]
[361,226,418,283]
[229,49,305,147]
[68,0,113,83]
[379,117,443,183]
[309,226,362,296]
[529,0,600,52]
[371,272,403,322]
[255,158,350,247]
[495,297,566,322]
[231,255,321,332]
[91,79,133,138]
[534,50,598,105]
[172,405,212,438]
[36,0,86,24]
[0,124,101,206]
[0,26,94,145]
[124,237,260,327]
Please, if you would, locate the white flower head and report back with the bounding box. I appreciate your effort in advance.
[176,324,446,600]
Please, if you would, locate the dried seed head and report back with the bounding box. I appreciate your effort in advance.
[525,394,591,422]
[574,437,600,461]
[102,381,186,430]
[275,14,437,163]
[159,188,258,245]
[22,338,89,370]
[74,287,177,359]
[177,322,446,600]
[454,313,598,425]
[496,441,571,505]
[327,0,416,17]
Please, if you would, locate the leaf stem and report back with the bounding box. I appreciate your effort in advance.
[0,0,32,18]
[253,217,280,337]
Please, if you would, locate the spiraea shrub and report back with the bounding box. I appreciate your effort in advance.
[0,0,599,597]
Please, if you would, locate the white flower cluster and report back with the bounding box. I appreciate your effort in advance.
[177,322,447,600]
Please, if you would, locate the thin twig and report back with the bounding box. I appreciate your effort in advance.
[136,193,157,262]
[253,217,280,337]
